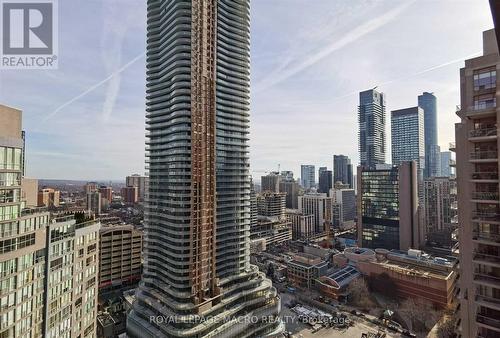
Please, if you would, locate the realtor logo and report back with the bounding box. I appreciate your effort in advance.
[1,0,58,69]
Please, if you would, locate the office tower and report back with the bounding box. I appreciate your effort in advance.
[347,163,353,188]
[333,155,353,187]
[301,164,315,189]
[37,187,60,208]
[127,1,282,337]
[279,179,300,209]
[86,191,101,215]
[121,186,138,205]
[84,182,98,194]
[125,174,147,202]
[99,224,143,290]
[298,193,332,234]
[358,89,386,168]
[46,214,100,338]
[357,162,421,251]
[423,177,458,248]
[427,144,442,177]
[21,177,38,207]
[455,29,500,338]
[0,104,50,338]
[440,151,454,177]
[332,188,356,229]
[257,192,286,220]
[418,92,439,178]
[318,169,333,194]
[391,107,426,176]
[261,172,280,192]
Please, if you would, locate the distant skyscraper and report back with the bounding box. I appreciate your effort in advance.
[358,89,386,168]
[298,193,332,234]
[440,151,453,177]
[357,162,422,251]
[333,154,353,187]
[391,106,425,176]
[301,164,315,189]
[86,191,102,215]
[126,174,147,202]
[127,1,282,337]
[318,169,333,194]
[279,179,300,209]
[418,92,439,178]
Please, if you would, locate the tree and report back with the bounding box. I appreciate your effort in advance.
[436,313,457,338]
[346,277,374,309]
[398,298,441,333]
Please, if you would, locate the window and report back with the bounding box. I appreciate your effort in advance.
[474,67,496,91]
[474,93,496,110]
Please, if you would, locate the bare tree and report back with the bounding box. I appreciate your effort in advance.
[346,277,374,309]
[398,298,441,333]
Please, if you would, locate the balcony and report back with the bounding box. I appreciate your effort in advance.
[477,314,500,332]
[473,252,500,267]
[471,150,498,162]
[476,295,500,312]
[470,128,498,140]
[473,230,500,245]
[449,142,456,152]
[472,192,500,202]
[472,212,500,223]
[472,172,499,181]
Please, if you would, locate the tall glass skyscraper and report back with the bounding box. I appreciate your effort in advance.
[300,164,315,189]
[127,1,283,337]
[418,92,439,177]
[390,106,425,175]
[358,89,386,168]
[333,154,353,188]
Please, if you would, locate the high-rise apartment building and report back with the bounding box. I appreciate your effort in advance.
[286,209,315,240]
[0,104,50,338]
[301,164,315,190]
[298,193,332,234]
[120,186,138,205]
[279,179,300,209]
[357,162,422,251]
[127,1,282,337]
[333,155,353,187]
[318,169,333,194]
[0,105,100,338]
[455,29,500,338]
[391,107,426,176]
[45,214,100,338]
[99,186,112,204]
[332,188,356,230]
[440,151,454,177]
[86,191,101,216]
[418,92,439,178]
[84,182,98,194]
[125,174,147,202]
[423,177,458,248]
[99,224,143,290]
[359,89,386,168]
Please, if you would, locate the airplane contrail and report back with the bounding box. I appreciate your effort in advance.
[44,51,146,121]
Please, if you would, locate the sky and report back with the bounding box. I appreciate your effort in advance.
[0,0,494,181]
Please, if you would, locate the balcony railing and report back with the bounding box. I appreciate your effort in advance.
[473,230,500,243]
[470,128,498,138]
[476,294,500,307]
[472,212,500,222]
[472,192,500,201]
[474,252,500,264]
[477,314,500,330]
[471,150,498,160]
[473,172,499,180]
[450,142,456,151]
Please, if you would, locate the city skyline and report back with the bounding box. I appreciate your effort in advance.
[0,0,492,181]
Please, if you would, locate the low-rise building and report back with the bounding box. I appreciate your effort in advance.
[250,217,292,247]
[317,265,360,300]
[287,253,328,289]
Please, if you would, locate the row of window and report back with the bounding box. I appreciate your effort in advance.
[0,147,22,171]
